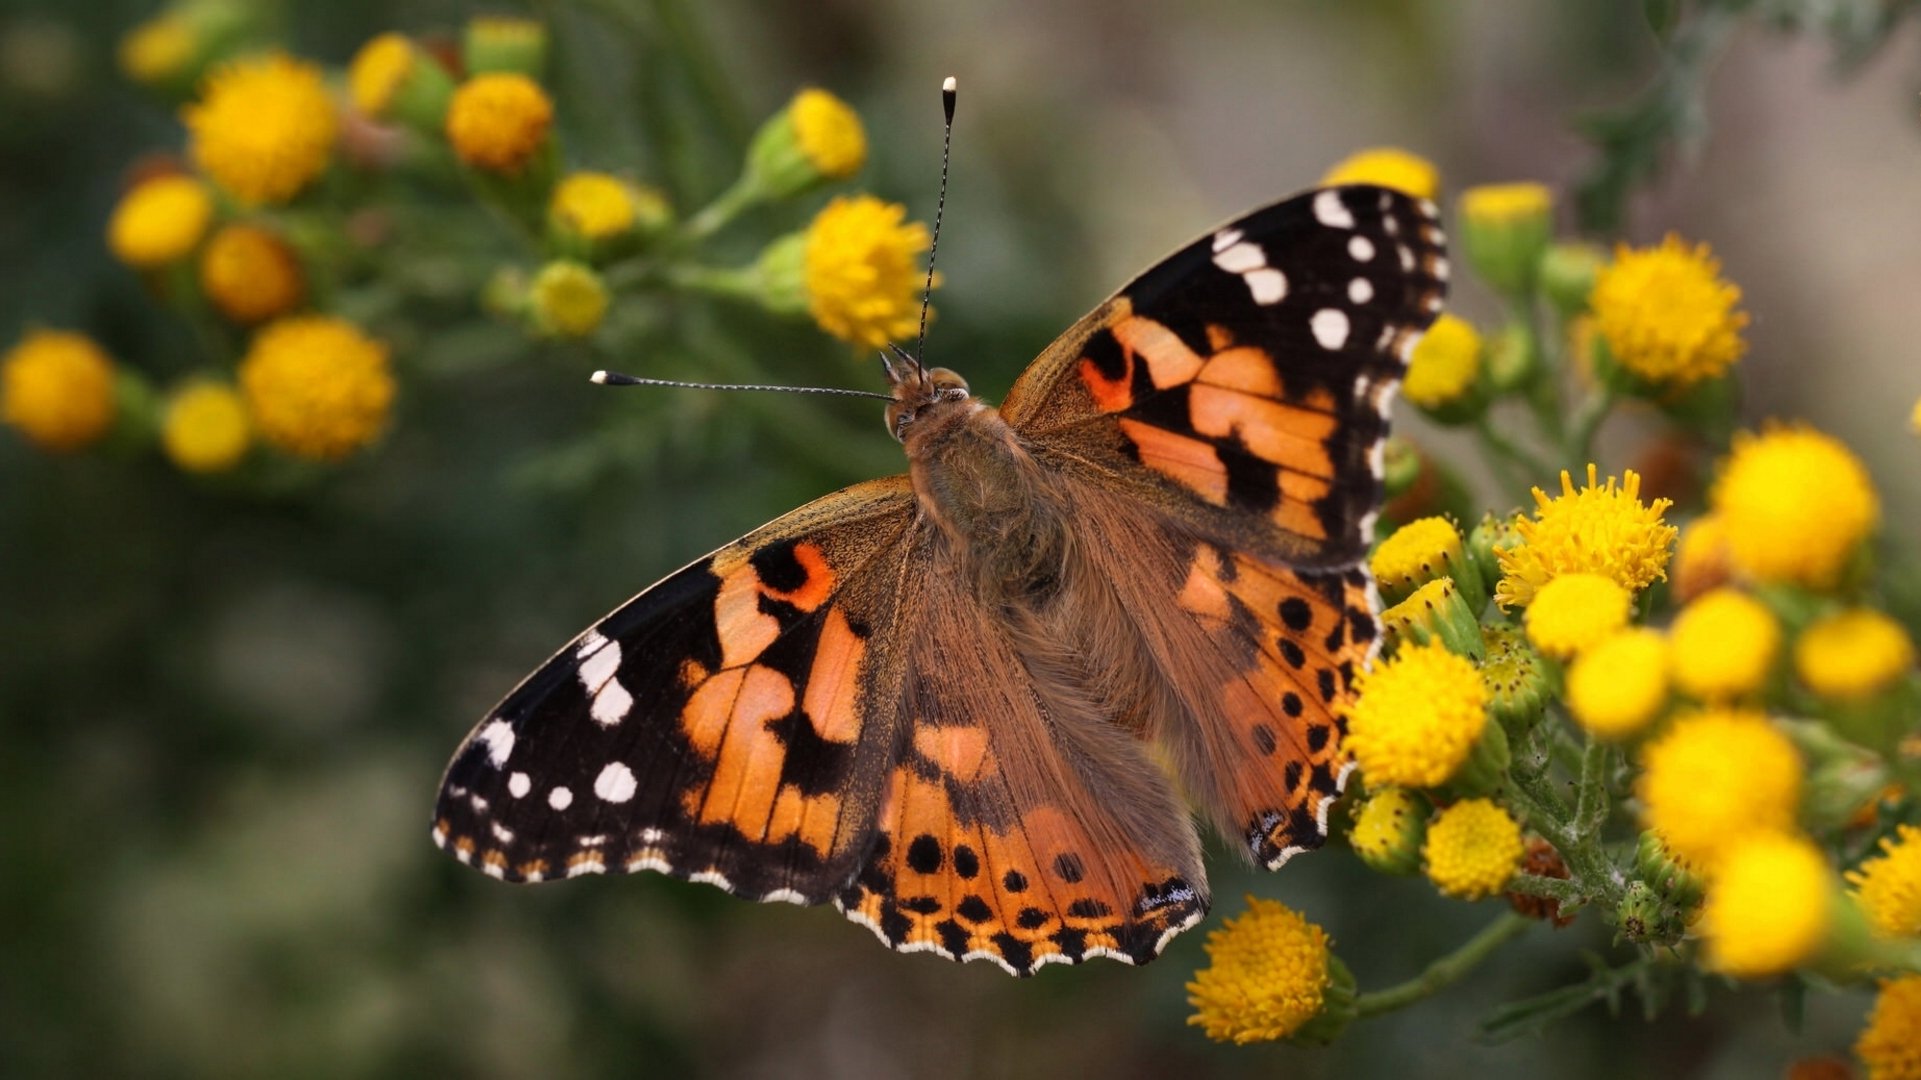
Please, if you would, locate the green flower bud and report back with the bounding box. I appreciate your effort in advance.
[1538,241,1606,319]
[1480,623,1551,737]
[463,15,547,77]
[1484,321,1537,393]
[1381,577,1486,661]
[529,260,609,338]
[1445,717,1511,800]
[1466,512,1524,603]
[1370,515,1483,612]
[1458,183,1553,298]
[1616,879,1687,946]
[1633,830,1704,914]
[1347,787,1430,876]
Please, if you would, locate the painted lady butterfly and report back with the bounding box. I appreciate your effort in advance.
[434,183,1448,975]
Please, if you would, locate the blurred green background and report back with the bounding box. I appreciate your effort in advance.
[3,1,1916,1076]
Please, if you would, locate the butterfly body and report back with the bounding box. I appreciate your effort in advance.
[435,185,1448,975]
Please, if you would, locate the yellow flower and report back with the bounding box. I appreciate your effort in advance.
[1671,512,1733,602]
[119,12,196,86]
[463,15,548,77]
[1349,787,1428,875]
[184,52,338,206]
[1321,147,1441,200]
[1,329,118,452]
[445,72,553,173]
[1670,587,1780,700]
[1796,609,1915,702]
[802,195,932,349]
[1912,397,1921,436]
[792,88,866,181]
[1423,798,1523,900]
[1591,233,1748,387]
[1495,465,1676,609]
[1712,424,1879,588]
[1857,976,1921,1080]
[1637,708,1802,868]
[199,223,304,324]
[1459,182,1551,226]
[1567,628,1669,740]
[1343,641,1488,789]
[162,380,250,473]
[239,316,394,460]
[529,261,609,338]
[348,32,414,118]
[550,172,638,241]
[1458,183,1552,296]
[1186,896,1330,1044]
[1402,313,1481,410]
[1523,571,1630,660]
[1700,832,1834,977]
[106,173,214,268]
[1847,825,1921,939]
[1370,515,1470,601]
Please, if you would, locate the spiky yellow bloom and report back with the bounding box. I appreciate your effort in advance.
[1712,424,1879,588]
[1796,609,1915,701]
[1591,234,1748,387]
[1495,465,1676,609]
[161,380,250,473]
[1847,825,1921,939]
[238,316,393,460]
[1523,571,1630,660]
[1700,832,1833,977]
[529,260,609,338]
[1669,587,1780,700]
[1186,896,1330,1044]
[184,52,338,205]
[803,195,932,350]
[1320,147,1440,200]
[119,11,196,85]
[1,329,118,452]
[107,173,214,268]
[1343,641,1488,789]
[1637,708,1802,868]
[348,32,414,118]
[1857,976,1921,1080]
[1402,313,1481,409]
[1567,628,1669,739]
[1370,515,1469,600]
[1422,798,1524,900]
[200,223,304,324]
[1349,787,1428,875]
[1671,513,1733,602]
[791,88,866,180]
[445,72,552,173]
[550,171,638,241]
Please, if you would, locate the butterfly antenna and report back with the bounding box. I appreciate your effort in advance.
[911,75,957,376]
[591,370,893,401]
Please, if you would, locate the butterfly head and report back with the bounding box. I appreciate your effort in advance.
[884,359,972,442]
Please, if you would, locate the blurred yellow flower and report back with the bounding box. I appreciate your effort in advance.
[1670,587,1780,700]
[1857,976,1921,1080]
[1523,571,1630,660]
[1343,641,1487,789]
[803,195,932,349]
[529,260,609,338]
[1700,832,1833,978]
[1567,627,1669,740]
[1402,313,1481,410]
[1796,609,1915,701]
[1458,183,1552,296]
[200,223,304,324]
[1591,234,1747,387]
[1349,787,1427,876]
[348,32,414,118]
[445,72,552,173]
[1637,708,1801,868]
[1671,512,1733,602]
[239,316,394,460]
[184,52,338,205]
[550,172,638,241]
[1423,798,1523,900]
[1712,424,1879,588]
[1186,896,1330,1044]
[1320,147,1440,200]
[118,12,195,86]
[1,329,118,452]
[1495,465,1676,609]
[792,88,866,180]
[107,173,214,268]
[1460,182,1551,226]
[464,15,547,77]
[1847,824,1921,939]
[1370,515,1468,600]
[162,380,250,473]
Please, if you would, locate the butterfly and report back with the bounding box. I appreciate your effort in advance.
[433,184,1447,975]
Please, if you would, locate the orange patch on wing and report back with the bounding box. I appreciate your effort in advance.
[767,785,844,857]
[1198,346,1282,398]
[686,664,795,837]
[1187,386,1338,478]
[1177,547,1232,622]
[1118,418,1227,505]
[913,725,994,782]
[1275,473,1332,540]
[764,542,836,613]
[1079,355,1133,412]
[802,606,865,744]
[1111,316,1205,389]
[678,657,710,689]
[518,858,549,878]
[714,568,781,669]
[1206,323,1234,352]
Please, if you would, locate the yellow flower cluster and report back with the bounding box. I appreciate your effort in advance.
[1636,708,1802,869]
[1496,465,1676,609]
[1669,587,1780,700]
[446,72,553,173]
[239,316,395,460]
[1566,628,1668,739]
[108,174,213,268]
[803,195,932,350]
[1857,976,1921,1080]
[1320,147,1441,200]
[1712,424,1879,588]
[162,381,250,472]
[1848,825,1921,939]
[1523,571,1629,660]
[1797,609,1914,702]
[184,52,338,205]
[200,223,305,324]
[1699,832,1834,977]
[1402,313,1482,410]
[1342,641,1488,789]
[1591,234,1748,387]
[1423,798,1523,900]
[1186,896,1331,1044]
[1,329,119,452]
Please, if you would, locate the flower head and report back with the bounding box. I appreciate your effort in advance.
[119,11,196,86]
[348,33,415,118]
[445,72,552,173]
[1495,465,1676,609]
[1669,587,1781,700]
[1671,513,1733,602]
[463,15,547,77]
[1712,424,1878,588]
[1847,825,1921,939]
[107,173,214,268]
[802,195,932,349]
[2,329,118,452]
[1566,628,1669,740]
[1371,515,1471,603]
[1423,798,1524,900]
[1481,623,1550,731]
[1343,641,1488,789]
[1458,183,1552,296]
[529,260,609,338]
[1320,147,1440,200]
[1402,313,1482,412]
[239,316,394,460]
[1700,832,1834,978]
[184,52,338,205]
[550,171,639,242]
[1637,708,1802,868]
[791,88,866,180]
[1523,571,1630,660]
[1349,787,1428,875]
[1186,896,1330,1044]
[200,222,304,324]
[1857,976,1921,1080]
[162,380,250,473]
[1591,234,1747,387]
[1796,609,1915,702]
[1380,577,1485,659]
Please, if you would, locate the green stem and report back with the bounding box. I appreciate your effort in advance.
[1573,738,1611,839]
[1473,415,1554,500]
[1508,873,1583,905]
[1355,913,1533,1017]
[680,176,762,243]
[1565,386,1617,465]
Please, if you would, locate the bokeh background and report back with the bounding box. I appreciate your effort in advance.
[4,1,1919,1076]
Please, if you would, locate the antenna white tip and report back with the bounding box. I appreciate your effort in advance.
[589,370,610,384]
[942,76,956,92]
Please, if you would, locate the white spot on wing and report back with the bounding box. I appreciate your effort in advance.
[548,785,574,810]
[577,640,622,693]
[1212,241,1265,274]
[594,761,638,803]
[762,888,808,905]
[1211,227,1244,253]
[1310,308,1350,350]
[491,823,515,844]
[507,772,531,798]
[477,720,515,767]
[1348,235,1375,262]
[1348,277,1374,304]
[1246,268,1287,305]
[690,869,735,892]
[590,679,633,726]
[577,628,607,656]
[1314,189,1356,229]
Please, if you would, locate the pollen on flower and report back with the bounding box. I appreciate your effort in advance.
[184,52,339,205]
[1712,424,1879,588]
[1423,798,1524,900]
[791,88,866,180]
[1495,465,1676,609]
[1637,707,1802,869]
[550,172,639,241]
[1669,587,1781,701]
[1320,147,1441,200]
[1566,628,1668,739]
[200,223,305,324]
[1343,640,1488,789]
[802,195,932,350]
[1795,609,1915,702]
[445,72,553,173]
[1846,824,1921,939]
[1856,975,1921,1080]
[1370,515,1469,600]
[1186,895,1330,1044]
[1700,832,1833,978]
[107,173,214,268]
[162,380,251,473]
[238,316,394,460]
[1523,571,1630,660]
[1402,313,1481,410]
[1,329,118,452]
[1591,233,1748,387]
